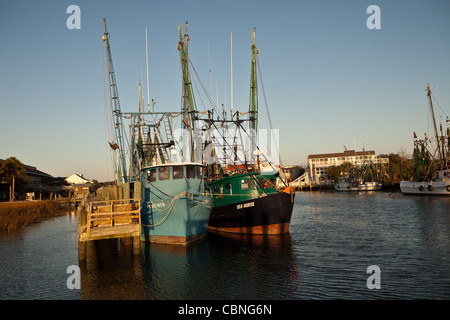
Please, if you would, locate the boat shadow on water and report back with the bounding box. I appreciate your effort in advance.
[77,229,301,299]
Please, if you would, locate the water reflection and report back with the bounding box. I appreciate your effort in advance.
[78,231,300,300]
[1,193,450,300]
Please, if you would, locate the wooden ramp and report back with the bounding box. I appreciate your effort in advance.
[77,198,141,259]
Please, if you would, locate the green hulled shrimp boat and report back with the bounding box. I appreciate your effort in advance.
[207,172,294,234]
[200,29,295,235]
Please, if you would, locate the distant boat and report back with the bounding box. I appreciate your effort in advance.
[333,147,382,192]
[400,170,450,195]
[400,84,450,196]
[333,178,382,192]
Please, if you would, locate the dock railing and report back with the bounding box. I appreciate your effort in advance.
[85,198,141,238]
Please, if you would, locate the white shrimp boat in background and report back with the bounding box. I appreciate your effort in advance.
[400,169,450,195]
[334,179,382,192]
[400,84,450,196]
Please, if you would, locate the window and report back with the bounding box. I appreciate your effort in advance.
[159,167,170,180]
[186,165,196,179]
[256,178,266,189]
[147,169,156,182]
[196,166,202,179]
[173,166,184,179]
[241,179,253,190]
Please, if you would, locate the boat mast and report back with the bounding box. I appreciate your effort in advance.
[426,83,446,169]
[102,19,128,184]
[230,31,234,119]
[249,28,258,133]
[178,21,197,162]
[146,27,151,112]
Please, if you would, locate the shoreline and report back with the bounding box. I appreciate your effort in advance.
[0,200,70,235]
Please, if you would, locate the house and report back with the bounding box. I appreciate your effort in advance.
[65,174,91,185]
[72,183,92,199]
[23,165,54,191]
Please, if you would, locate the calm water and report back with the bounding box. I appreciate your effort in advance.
[1,192,449,300]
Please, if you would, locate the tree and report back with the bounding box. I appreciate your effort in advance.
[326,166,341,182]
[0,157,26,202]
[378,152,413,182]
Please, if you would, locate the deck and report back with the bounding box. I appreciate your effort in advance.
[77,198,141,259]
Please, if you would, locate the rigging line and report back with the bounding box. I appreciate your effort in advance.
[255,54,283,168]
[207,121,278,192]
[208,119,254,171]
[239,123,289,188]
[431,93,448,118]
[209,121,247,167]
[191,72,207,111]
[188,57,223,118]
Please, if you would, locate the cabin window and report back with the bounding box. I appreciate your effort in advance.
[186,165,196,179]
[196,166,202,178]
[256,178,266,189]
[241,179,253,190]
[173,166,184,179]
[224,182,232,194]
[159,167,170,181]
[270,178,275,187]
[147,169,156,182]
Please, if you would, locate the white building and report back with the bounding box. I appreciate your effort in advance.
[291,149,389,188]
[65,174,91,185]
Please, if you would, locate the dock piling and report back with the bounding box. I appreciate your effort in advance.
[76,197,141,260]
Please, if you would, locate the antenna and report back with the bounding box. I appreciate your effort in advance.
[230,31,233,118]
[145,27,150,112]
[437,84,443,136]
[208,40,214,106]
[216,81,219,111]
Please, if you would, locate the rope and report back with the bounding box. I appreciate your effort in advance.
[207,191,278,197]
[141,191,187,227]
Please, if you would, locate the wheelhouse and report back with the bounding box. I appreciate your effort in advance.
[207,172,278,207]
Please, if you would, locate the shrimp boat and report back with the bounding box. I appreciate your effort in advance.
[197,29,295,235]
[333,179,382,192]
[102,20,211,245]
[400,84,450,196]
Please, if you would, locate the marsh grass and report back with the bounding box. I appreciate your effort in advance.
[0,201,68,234]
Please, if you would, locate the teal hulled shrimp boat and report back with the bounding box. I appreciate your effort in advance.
[102,20,211,245]
[140,163,211,244]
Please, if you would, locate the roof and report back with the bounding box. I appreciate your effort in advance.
[308,150,376,160]
[141,162,204,170]
[65,173,91,184]
[24,164,53,178]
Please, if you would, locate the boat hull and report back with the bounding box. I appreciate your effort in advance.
[333,181,382,192]
[400,180,450,196]
[141,194,212,245]
[208,192,294,235]
[140,164,212,245]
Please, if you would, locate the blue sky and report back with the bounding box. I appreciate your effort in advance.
[1,0,449,182]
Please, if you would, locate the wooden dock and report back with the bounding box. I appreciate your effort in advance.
[77,198,141,260]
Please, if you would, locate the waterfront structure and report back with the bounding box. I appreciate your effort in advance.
[291,149,388,188]
[0,161,68,199]
[65,173,92,185]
